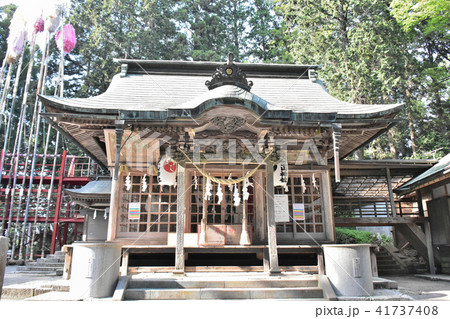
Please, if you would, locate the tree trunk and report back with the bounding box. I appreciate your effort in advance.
[408,108,417,157]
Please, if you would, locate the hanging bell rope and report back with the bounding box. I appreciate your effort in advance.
[177,147,274,185]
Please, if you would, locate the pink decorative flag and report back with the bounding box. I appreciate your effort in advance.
[56,24,76,54]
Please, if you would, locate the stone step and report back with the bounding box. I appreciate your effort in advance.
[40,282,70,292]
[373,277,398,289]
[377,265,403,271]
[42,257,65,262]
[17,266,63,272]
[14,270,60,276]
[377,262,403,268]
[415,268,428,274]
[124,287,324,300]
[128,278,318,289]
[378,269,407,275]
[54,251,66,257]
[377,259,398,266]
[1,287,52,300]
[376,256,394,260]
[26,262,65,267]
[1,280,69,300]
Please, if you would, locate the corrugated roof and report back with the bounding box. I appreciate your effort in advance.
[395,154,450,194]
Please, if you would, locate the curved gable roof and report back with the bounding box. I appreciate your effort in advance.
[40,59,402,120]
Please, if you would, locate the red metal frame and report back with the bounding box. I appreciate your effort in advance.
[51,150,67,254]
[0,149,98,256]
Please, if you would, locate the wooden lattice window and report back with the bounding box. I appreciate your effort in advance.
[189,173,255,233]
[275,173,324,234]
[118,173,177,235]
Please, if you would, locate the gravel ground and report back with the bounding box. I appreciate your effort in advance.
[384,275,450,301]
[3,265,63,287]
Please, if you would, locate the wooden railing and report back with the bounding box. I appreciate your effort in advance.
[334,197,421,218]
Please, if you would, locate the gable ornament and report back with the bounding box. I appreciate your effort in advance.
[211,116,246,134]
[205,52,253,91]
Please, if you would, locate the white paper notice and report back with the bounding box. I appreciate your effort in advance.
[274,194,290,222]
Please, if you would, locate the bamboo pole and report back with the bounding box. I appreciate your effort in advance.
[8,33,38,259]
[48,21,67,255]
[19,31,51,260]
[29,32,52,259]
[0,65,13,115]
[41,133,60,257]
[29,124,52,259]
[0,57,7,92]
[0,55,24,235]
[42,17,66,256]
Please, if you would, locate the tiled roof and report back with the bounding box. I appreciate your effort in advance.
[65,177,112,197]
[40,60,401,119]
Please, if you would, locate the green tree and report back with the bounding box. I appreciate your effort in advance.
[246,0,288,62]
[0,4,16,59]
[66,0,189,96]
[177,0,250,61]
[276,0,446,159]
[391,0,450,158]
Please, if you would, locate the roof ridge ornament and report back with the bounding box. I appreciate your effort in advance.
[205,52,253,91]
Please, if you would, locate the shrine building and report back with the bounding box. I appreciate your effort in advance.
[38,54,412,297]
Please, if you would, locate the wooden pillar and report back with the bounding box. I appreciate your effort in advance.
[121,249,129,276]
[424,221,436,275]
[322,171,335,242]
[62,203,70,246]
[266,161,280,274]
[254,171,265,243]
[317,249,325,275]
[107,120,124,241]
[174,162,186,275]
[107,174,120,241]
[73,223,78,242]
[417,190,425,217]
[263,248,270,272]
[50,150,67,254]
[199,175,207,245]
[240,198,251,245]
[386,168,397,217]
[62,245,73,280]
